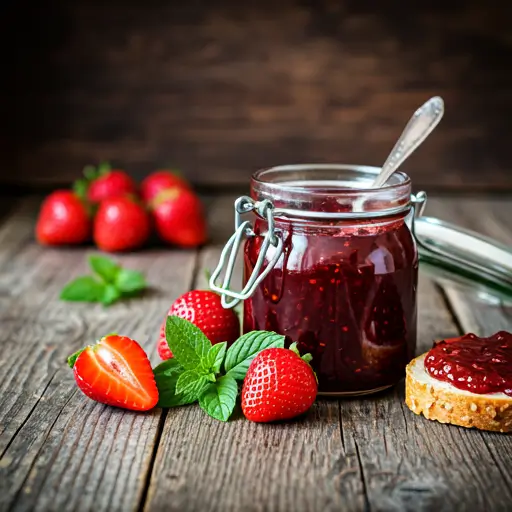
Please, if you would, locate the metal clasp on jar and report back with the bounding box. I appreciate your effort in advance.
[209,196,283,309]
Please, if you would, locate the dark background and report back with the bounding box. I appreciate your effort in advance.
[1,0,512,193]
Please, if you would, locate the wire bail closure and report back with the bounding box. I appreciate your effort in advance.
[209,196,283,309]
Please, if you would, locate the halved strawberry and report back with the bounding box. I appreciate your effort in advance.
[68,335,158,411]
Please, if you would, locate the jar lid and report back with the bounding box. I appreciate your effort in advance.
[415,216,512,303]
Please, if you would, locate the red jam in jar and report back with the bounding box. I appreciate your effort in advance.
[425,331,512,396]
[242,165,418,395]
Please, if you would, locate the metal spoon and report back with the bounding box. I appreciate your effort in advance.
[371,96,445,188]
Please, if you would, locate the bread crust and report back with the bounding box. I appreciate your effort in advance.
[405,354,512,433]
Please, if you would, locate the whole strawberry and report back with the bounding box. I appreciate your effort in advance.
[94,196,150,252]
[156,290,240,360]
[75,162,138,203]
[141,170,190,203]
[68,334,158,411]
[36,190,91,245]
[241,343,318,422]
[151,188,207,248]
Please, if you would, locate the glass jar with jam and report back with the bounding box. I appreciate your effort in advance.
[210,164,512,396]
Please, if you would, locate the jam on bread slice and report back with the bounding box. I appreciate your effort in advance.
[405,331,512,433]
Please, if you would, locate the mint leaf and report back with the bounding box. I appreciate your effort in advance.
[89,255,120,283]
[224,331,285,381]
[101,284,121,306]
[60,276,105,302]
[175,369,210,396]
[165,316,211,371]
[198,375,238,422]
[67,347,86,368]
[115,268,146,293]
[200,342,227,374]
[154,359,198,407]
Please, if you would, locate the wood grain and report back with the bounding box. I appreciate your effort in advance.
[0,197,199,511]
[1,1,512,191]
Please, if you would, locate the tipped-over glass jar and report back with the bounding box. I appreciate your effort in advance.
[209,164,512,396]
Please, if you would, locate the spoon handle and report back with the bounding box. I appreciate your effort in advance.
[372,96,445,188]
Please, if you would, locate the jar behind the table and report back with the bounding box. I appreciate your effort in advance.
[210,164,512,396]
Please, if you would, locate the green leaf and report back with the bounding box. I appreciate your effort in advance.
[200,342,227,374]
[153,359,198,408]
[67,347,86,368]
[175,369,210,396]
[101,284,121,305]
[198,375,238,422]
[73,179,89,199]
[89,255,120,283]
[83,164,99,181]
[60,276,106,302]
[115,268,146,294]
[97,161,111,176]
[224,331,285,381]
[165,316,211,371]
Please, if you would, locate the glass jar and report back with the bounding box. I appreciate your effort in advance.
[210,164,512,396]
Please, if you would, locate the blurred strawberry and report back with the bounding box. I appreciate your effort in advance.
[141,170,190,203]
[36,190,91,245]
[74,162,138,203]
[150,188,207,247]
[94,196,150,252]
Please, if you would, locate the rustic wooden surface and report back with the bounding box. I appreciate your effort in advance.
[1,1,512,192]
[0,194,511,512]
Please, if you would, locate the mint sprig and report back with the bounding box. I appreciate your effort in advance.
[60,255,146,306]
[154,317,285,421]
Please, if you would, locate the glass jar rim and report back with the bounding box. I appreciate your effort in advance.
[250,164,412,220]
[252,163,411,195]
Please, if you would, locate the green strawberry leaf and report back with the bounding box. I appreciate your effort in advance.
[198,375,238,422]
[89,255,120,283]
[101,284,121,306]
[96,161,111,176]
[73,179,89,199]
[200,342,227,374]
[224,331,285,381]
[115,268,146,294]
[60,276,106,302]
[153,359,198,408]
[83,164,99,181]
[175,369,210,396]
[67,347,86,368]
[165,316,211,371]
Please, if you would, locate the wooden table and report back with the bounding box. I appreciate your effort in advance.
[0,194,511,512]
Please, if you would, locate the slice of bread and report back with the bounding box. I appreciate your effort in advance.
[405,353,512,432]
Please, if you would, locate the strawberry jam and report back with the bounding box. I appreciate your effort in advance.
[425,331,512,396]
[241,164,419,395]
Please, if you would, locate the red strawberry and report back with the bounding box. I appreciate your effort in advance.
[36,190,91,245]
[156,290,240,360]
[75,162,138,203]
[94,196,150,252]
[157,320,173,360]
[68,334,158,411]
[151,188,207,248]
[141,170,190,203]
[241,344,318,423]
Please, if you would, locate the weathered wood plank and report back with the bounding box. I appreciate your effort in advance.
[0,198,199,511]
[2,2,512,191]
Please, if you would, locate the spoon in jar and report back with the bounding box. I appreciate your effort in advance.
[371,96,445,188]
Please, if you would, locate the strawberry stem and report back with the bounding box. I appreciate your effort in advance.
[67,347,86,368]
